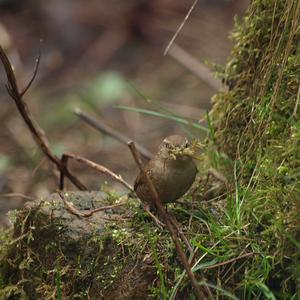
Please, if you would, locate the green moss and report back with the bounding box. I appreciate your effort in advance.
[208,0,300,298]
[0,193,164,299]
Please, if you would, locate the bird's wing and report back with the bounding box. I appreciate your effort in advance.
[133,171,143,191]
[134,162,154,191]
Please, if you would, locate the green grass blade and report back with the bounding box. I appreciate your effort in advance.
[115,105,209,132]
[151,240,168,300]
[55,269,62,300]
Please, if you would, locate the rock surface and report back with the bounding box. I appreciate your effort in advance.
[0,191,156,299]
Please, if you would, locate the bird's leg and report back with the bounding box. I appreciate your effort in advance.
[143,203,165,230]
[144,204,193,255]
[167,213,194,256]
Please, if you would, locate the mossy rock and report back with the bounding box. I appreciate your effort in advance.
[0,192,156,300]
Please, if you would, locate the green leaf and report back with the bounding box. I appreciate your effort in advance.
[255,283,276,300]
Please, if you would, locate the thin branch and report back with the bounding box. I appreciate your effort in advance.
[5,83,17,100]
[0,46,87,191]
[75,108,153,160]
[168,44,222,91]
[58,191,126,218]
[62,153,133,191]
[60,154,68,190]
[164,0,199,56]
[0,48,19,93]
[128,141,209,299]
[82,202,126,217]
[20,51,41,96]
[293,84,300,117]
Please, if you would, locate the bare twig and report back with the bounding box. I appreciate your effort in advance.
[58,191,90,217]
[75,108,153,160]
[60,154,68,190]
[168,44,222,91]
[20,49,41,96]
[143,205,165,230]
[167,213,194,255]
[164,0,199,56]
[128,141,209,299]
[0,46,87,191]
[61,153,133,191]
[58,191,127,218]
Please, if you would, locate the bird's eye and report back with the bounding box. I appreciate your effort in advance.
[165,142,171,149]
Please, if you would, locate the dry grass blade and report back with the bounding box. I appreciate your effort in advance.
[164,0,199,56]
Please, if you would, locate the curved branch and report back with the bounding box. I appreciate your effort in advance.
[20,49,41,96]
[0,46,86,191]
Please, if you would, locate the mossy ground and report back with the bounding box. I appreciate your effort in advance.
[208,0,300,298]
[1,0,300,299]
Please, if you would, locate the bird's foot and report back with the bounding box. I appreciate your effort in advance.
[143,205,165,230]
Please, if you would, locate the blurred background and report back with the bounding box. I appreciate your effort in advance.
[0,0,248,226]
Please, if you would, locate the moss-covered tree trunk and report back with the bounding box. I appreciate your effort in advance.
[1,1,300,299]
[211,0,300,298]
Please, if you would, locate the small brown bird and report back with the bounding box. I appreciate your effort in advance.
[134,135,197,207]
